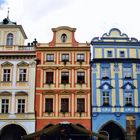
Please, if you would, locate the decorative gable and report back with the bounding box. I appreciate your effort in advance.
[1,61,13,67]
[17,61,29,67]
[98,82,113,89]
[121,82,136,89]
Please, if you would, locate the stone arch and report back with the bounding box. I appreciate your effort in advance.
[98,120,125,140]
[0,124,27,140]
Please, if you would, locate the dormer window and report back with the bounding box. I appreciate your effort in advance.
[6,33,13,46]
[61,34,67,43]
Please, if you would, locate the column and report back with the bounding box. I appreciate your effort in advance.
[92,64,97,109]
[114,63,120,111]
[12,63,17,88]
[11,92,15,114]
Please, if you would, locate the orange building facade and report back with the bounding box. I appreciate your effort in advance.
[35,26,91,131]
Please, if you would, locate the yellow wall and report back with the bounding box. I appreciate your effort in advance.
[95,48,102,58]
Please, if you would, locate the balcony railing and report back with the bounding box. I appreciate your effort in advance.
[0,45,35,51]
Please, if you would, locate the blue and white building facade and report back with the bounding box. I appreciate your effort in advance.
[91,28,140,140]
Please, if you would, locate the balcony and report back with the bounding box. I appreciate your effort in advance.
[0,45,35,52]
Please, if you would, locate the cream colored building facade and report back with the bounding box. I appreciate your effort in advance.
[0,17,36,139]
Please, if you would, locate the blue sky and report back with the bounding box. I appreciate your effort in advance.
[0,0,5,7]
[0,0,140,44]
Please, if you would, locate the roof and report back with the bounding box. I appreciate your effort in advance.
[0,17,27,39]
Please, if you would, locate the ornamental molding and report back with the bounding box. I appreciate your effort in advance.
[1,61,13,67]
[17,61,29,67]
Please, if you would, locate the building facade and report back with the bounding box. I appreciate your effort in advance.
[0,17,36,140]
[91,28,140,140]
[36,26,91,132]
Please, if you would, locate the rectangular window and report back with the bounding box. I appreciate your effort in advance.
[123,67,132,79]
[46,72,53,84]
[1,99,9,113]
[19,69,27,82]
[46,54,54,62]
[125,93,133,106]
[120,51,125,57]
[62,54,69,61]
[77,98,85,112]
[17,99,25,113]
[77,72,85,83]
[77,54,84,62]
[61,98,69,112]
[45,98,53,112]
[102,92,110,106]
[61,72,69,84]
[101,67,110,79]
[107,51,112,57]
[3,69,10,82]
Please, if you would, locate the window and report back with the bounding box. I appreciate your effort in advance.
[61,98,69,112]
[17,99,25,113]
[123,67,132,79]
[3,69,10,82]
[102,91,110,106]
[46,54,54,62]
[46,72,53,84]
[1,99,9,113]
[101,67,110,79]
[61,34,67,43]
[120,51,125,57]
[19,69,27,82]
[61,72,69,84]
[77,98,85,112]
[62,54,69,61]
[125,92,133,106]
[45,98,53,112]
[77,54,84,62]
[107,51,112,57]
[77,72,85,83]
[6,33,13,46]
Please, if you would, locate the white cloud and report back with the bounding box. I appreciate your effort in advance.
[0,0,140,44]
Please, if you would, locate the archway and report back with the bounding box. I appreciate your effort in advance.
[0,124,27,140]
[98,121,125,140]
[136,126,140,140]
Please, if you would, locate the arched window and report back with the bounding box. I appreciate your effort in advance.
[61,34,67,43]
[6,33,13,45]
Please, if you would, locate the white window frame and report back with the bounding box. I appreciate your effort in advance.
[19,68,27,82]
[3,68,11,82]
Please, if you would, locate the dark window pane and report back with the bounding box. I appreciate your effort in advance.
[61,98,69,112]
[46,72,53,83]
[77,98,85,112]
[45,98,53,112]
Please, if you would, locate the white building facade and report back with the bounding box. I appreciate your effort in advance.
[0,17,36,140]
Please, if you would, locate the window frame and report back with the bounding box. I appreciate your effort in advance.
[46,72,54,84]
[3,68,11,82]
[17,99,26,113]
[124,91,133,107]
[101,66,110,79]
[61,54,69,62]
[61,98,69,113]
[102,91,110,106]
[6,33,14,46]
[46,54,54,62]
[1,99,9,113]
[61,72,69,84]
[19,68,27,82]
[77,54,85,62]
[120,51,125,57]
[107,50,112,57]
[77,98,85,112]
[45,98,53,113]
[77,72,85,84]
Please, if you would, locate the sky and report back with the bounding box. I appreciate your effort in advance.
[0,0,140,44]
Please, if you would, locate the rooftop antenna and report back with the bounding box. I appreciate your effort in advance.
[7,7,10,19]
